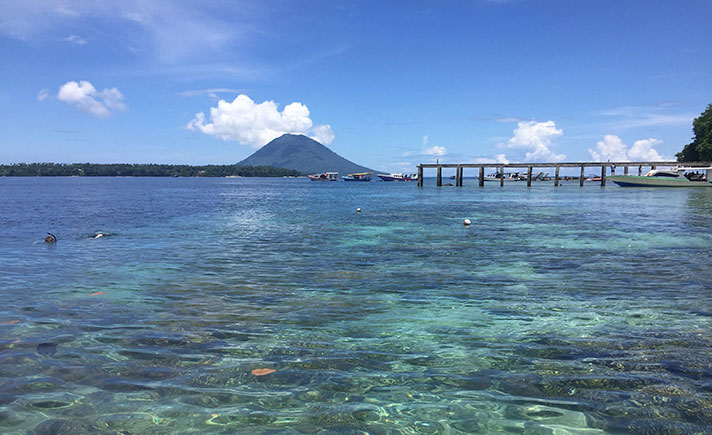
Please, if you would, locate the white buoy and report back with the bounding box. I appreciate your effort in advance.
[356,208,361,213]
[95,233,104,238]
[463,219,471,226]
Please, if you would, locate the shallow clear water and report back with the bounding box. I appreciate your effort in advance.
[1,177,711,434]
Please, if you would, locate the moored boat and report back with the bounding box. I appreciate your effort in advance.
[308,172,338,181]
[377,173,417,181]
[342,172,372,181]
[609,167,712,187]
[483,172,526,181]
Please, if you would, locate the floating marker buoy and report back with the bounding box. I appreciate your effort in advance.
[463,219,471,226]
[356,208,361,213]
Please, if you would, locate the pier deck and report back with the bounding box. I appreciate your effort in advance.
[416,161,712,187]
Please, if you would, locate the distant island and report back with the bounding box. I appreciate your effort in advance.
[2,134,377,177]
[0,163,301,177]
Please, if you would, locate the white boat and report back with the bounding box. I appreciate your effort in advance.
[483,172,526,181]
[609,167,712,187]
[308,172,338,181]
[342,172,372,181]
[377,173,417,181]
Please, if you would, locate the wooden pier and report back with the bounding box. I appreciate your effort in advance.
[416,161,711,187]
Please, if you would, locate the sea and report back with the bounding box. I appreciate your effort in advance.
[1,176,711,434]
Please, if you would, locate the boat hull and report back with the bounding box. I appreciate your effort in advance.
[343,172,372,181]
[608,175,712,187]
[377,174,416,182]
[308,172,338,181]
[483,177,525,182]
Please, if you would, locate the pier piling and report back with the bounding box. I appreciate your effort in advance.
[436,167,442,187]
[526,166,532,187]
[554,166,560,186]
[479,167,485,187]
[601,165,606,186]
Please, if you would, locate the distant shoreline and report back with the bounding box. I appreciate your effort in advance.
[0,163,301,177]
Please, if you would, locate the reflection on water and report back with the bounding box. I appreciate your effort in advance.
[1,177,711,433]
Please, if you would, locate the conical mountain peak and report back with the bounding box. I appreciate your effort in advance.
[239,134,374,175]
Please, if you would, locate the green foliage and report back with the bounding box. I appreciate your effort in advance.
[677,104,712,162]
[0,163,301,177]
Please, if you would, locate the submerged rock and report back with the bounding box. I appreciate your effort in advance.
[36,342,57,355]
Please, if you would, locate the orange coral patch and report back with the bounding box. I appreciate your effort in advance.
[0,320,20,325]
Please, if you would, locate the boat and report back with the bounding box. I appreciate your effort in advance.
[483,172,526,182]
[342,172,372,181]
[608,167,712,187]
[377,173,417,181]
[308,172,338,181]
[534,171,550,181]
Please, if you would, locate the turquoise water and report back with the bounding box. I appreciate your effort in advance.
[1,177,711,434]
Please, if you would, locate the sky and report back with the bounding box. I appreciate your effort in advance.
[1,0,710,173]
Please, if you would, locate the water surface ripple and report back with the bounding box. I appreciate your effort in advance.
[1,177,711,433]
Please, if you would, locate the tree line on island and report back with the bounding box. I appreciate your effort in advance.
[0,134,374,177]
[677,103,712,162]
[0,163,301,177]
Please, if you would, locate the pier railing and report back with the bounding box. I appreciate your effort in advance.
[416,161,712,187]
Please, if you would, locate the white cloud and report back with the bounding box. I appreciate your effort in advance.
[424,145,447,156]
[589,135,629,162]
[57,80,126,118]
[420,135,446,156]
[37,89,49,102]
[178,88,244,98]
[187,94,334,148]
[607,114,694,129]
[506,120,565,162]
[62,34,87,45]
[588,135,666,162]
[473,154,509,164]
[599,104,694,129]
[310,124,335,145]
[629,138,664,161]
[0,1,242,63]
[490,116,530,123]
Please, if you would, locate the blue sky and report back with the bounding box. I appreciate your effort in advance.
[1,0,710,172]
